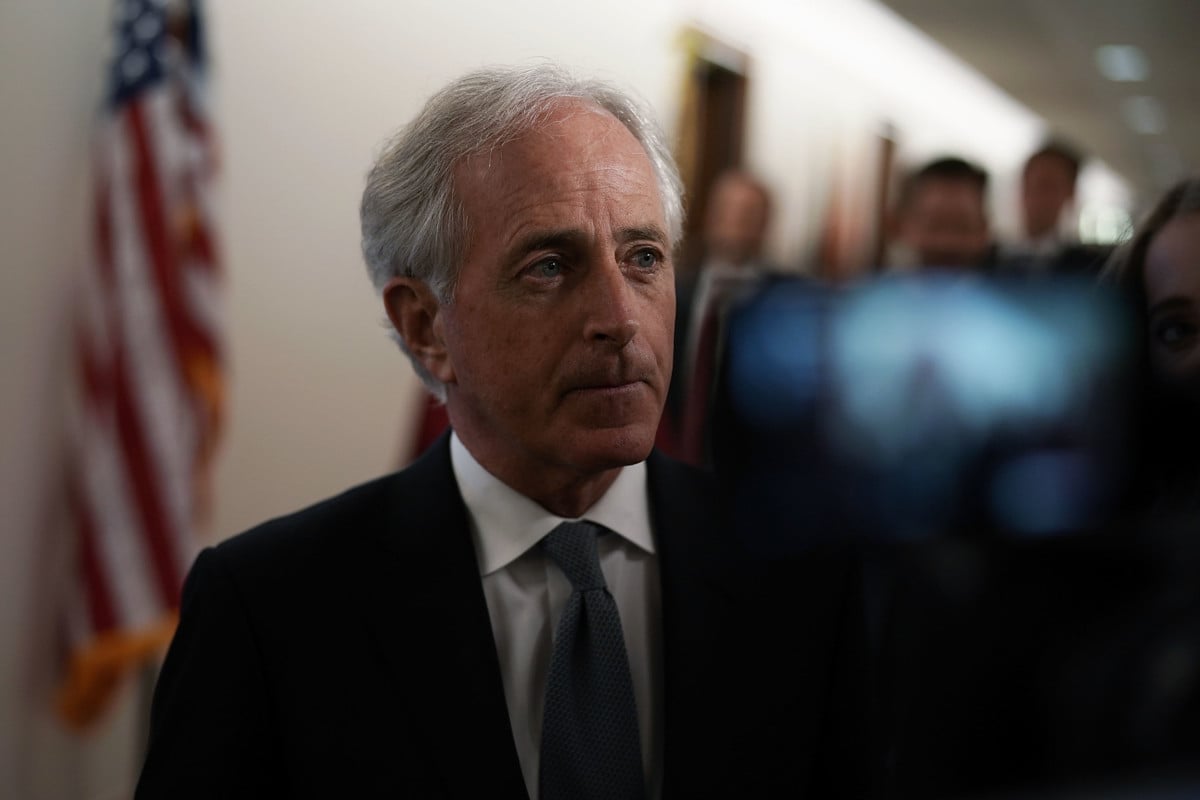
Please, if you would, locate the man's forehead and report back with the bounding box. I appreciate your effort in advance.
[458,102,646,179]
[913,179,984,209]
[1026,153,1074,180]
[451,109,661,228]
[446,98,668,267]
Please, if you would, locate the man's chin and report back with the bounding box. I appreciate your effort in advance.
[566,423,658,471]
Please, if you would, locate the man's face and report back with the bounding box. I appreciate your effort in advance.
[434,101,674,492]
[1022,155,1075,240]
[899,178,990,269]
[705,177,769,267]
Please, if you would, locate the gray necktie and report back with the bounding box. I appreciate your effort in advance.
[539,521,645,800]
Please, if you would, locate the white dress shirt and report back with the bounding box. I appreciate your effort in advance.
[450,433,663,800]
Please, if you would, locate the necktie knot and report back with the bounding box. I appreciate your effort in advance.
[541,521,607,592]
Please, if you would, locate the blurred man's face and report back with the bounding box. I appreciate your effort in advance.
[432,100,675,506]
[704,176,769,267]
[1022,154,1075,240]
[899,178,990,269]
[1144,211,1200,401]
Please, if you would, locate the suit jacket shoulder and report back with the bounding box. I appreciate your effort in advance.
[138,435,528,799]
[211,440,454,577]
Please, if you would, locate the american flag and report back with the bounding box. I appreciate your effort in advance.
[59,0,221,728]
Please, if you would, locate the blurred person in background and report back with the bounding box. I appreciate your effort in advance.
[1020,141,1081,257]
[136,66,865,799]
[694,169,773,270]
[1004,141,1111,276]
[677,169,774,376]
[666,169,774,464]
[891,156,996,271]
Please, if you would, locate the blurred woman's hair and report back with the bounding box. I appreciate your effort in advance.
[1102,177,1200,323]
[1101,176,1200,498]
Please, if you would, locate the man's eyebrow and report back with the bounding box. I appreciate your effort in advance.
[505,229,588,262]
[616,225,669,246]
[1149,296,1194,318]
[499,230,588,271]
[505,225,670,263]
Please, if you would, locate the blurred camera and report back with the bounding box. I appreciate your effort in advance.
[713,274,1137,549]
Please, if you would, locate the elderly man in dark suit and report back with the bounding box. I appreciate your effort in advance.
[136,65,864,799]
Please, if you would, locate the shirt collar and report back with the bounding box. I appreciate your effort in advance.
[450,431,655,577]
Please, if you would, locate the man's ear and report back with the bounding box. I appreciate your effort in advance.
[382,276,455,384]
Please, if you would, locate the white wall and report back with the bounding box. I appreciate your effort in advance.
[1,1,1129,797]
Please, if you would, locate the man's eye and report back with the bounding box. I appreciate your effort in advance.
[632,249,660,270]
[533,258,563,278]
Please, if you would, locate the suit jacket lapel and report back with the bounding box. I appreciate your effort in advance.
[361,434,528,799]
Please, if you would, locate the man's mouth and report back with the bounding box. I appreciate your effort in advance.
[564,375,650,397]
[570,380,642,393]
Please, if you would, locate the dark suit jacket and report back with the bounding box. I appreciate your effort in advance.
[993,242,1114,279]
[137,434,865,798]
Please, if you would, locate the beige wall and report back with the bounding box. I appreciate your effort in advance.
[206,0,686,541]
[1,4,130,798]
[1,1,1129,797]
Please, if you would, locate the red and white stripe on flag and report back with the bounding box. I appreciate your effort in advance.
[60,0,222,728]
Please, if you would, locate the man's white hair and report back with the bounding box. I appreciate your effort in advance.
[360,64,685,400]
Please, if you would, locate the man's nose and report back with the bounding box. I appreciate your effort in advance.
[584,260,639,347]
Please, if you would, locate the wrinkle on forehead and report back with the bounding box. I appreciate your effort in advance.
[456,110,658,224]
[459,99,644,184]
